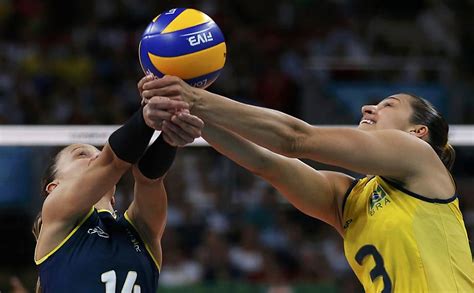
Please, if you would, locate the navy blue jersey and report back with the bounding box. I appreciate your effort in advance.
[36,208,160,293]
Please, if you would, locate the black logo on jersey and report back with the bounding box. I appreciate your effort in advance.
[87,226,109,238]
[368,184,391,216]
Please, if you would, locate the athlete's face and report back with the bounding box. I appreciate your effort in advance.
[358,94,415,132]
[55,144,101,180]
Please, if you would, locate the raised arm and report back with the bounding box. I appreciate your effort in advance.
[36,107,154,262]
[164,113,354,234]
[42,78,190,226]
[142,77,438,181]
[126,109,204,269]
[42,108,155,224]
[126,77,204,263]
[127,165,168,270]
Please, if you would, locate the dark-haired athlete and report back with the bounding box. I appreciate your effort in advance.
[147,76,473,292]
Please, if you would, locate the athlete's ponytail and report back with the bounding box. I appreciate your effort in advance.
[440,143,456,171]
[406,94,455,171]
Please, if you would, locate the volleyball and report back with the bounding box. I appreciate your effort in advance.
[139,8,226,89]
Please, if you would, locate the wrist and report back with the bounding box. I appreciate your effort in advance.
[190,87,205,113]
[108,106,154,164]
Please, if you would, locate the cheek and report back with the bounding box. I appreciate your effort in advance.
[60,160,89,177]
[379,113,406,129]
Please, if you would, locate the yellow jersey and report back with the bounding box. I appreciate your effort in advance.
[342,176,473,292]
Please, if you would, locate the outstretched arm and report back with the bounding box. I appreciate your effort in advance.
[42,109,153,224]
[143,76,438,181]
[164,112,354,234]
[127,111,204,269]
[127,166,168,270]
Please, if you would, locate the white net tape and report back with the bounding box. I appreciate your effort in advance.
[0,125,472,146]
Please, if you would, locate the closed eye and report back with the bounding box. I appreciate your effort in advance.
[74,150,89,158]
[380,101,394,108]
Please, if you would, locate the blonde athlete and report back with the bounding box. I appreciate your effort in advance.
[143,76,473,292]
[32,76,204,293]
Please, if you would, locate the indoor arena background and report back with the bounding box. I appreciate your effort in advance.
[0,0,473,292]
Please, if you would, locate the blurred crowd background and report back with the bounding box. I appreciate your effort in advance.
[0,0,473,292]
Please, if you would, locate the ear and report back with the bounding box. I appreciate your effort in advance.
[409,125,429,139]
[45,181,59,194]
[111,195,116,207]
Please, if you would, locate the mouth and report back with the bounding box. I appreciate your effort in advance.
[360,119,376,125]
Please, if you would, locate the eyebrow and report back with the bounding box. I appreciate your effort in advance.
[385,97,401,102]
[70,146,83,153]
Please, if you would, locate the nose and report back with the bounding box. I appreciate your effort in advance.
[361,105,377,115]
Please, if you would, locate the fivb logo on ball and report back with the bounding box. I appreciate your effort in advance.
[139,8,226,89]
[165,8,214,47]
[183,30,214,47]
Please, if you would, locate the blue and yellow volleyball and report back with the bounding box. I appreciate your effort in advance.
[139,8,226,89]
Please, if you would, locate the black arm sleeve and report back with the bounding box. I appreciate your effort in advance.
[137,134,177,179]
[108,107,155,164]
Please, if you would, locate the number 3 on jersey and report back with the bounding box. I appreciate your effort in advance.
[355,245,392,293]
[101,270,141,293]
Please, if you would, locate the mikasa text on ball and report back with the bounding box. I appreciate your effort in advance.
[139,8,226,88]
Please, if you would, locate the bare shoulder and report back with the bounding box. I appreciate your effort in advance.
[35,197,91,262]
[321,171,357,206]
[319,171,357,233]
[403,163,456,201]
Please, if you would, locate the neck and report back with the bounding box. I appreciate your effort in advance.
[94,192,114,213]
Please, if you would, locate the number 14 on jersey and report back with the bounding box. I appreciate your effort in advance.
[101,270,141,293]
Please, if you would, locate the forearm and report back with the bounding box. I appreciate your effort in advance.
[109,106,155,163]
[137,134,177,180]
[129,135,175,241]
[46,107,154,221]
[129,177,167,239]
[193,89,311,157]
[203,124,342,227]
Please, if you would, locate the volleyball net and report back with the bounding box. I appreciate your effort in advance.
[0,125,473,146]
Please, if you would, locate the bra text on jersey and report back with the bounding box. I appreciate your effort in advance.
[368,184,391,216]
